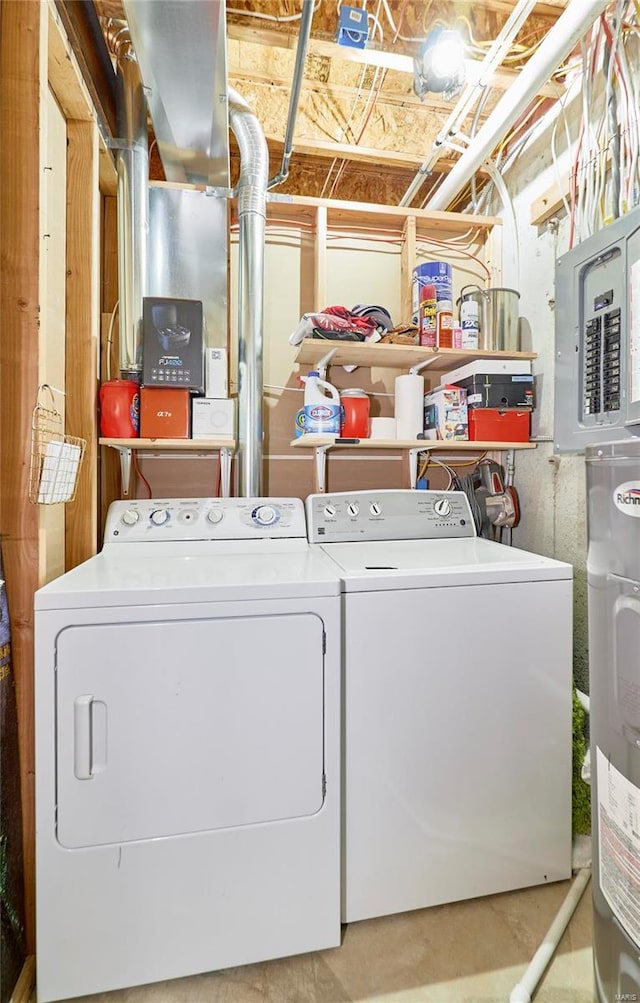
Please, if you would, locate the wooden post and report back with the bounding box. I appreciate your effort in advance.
[401,214,417,323]
[0,0,47,953]
[65,120,100,568]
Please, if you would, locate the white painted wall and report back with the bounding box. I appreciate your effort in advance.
[500,94,589,690]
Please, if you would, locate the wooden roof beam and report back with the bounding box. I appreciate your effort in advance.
[226,24,565,100]
[263,134,490,177]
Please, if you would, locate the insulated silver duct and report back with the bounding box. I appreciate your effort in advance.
[107,21,149,379]
[229,86,268,497]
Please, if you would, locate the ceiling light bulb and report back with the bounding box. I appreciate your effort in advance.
[413,28,466,101]
[429,33,465,79]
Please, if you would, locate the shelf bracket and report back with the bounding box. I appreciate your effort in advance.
[315,445,331,493]
[220,447,232,498]
[108,445,132,497]
[408,447,423,489]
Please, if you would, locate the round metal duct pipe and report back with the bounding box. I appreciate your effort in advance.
[107,21,149,380]
[229,86,268,498]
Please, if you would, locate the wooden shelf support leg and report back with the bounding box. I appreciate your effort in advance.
[220,447,232,498]
[408,448,421,490]
[109,445,132,497]
[314,446,330,494]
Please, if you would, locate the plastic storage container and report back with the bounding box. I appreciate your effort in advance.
[340,389,370,438]
[99,380,140,438]
[303,371,341,435]
[457,286,520,352]
[468,408,530,442]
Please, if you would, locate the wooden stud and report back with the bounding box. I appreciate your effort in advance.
[530,180,568,226]
[401,215,417,324]
[313,205,328,313]
[0,0,47,954]
[65,120,100,568]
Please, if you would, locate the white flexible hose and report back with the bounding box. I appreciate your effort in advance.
[508,867,592,1003]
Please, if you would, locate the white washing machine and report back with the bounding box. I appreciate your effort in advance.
[306,489,574,925]
[35,497,341,1003]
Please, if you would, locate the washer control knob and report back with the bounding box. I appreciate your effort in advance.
[324,504,337,518]
[370,502,382,516]
[206,508,224,525]
[254,505,278,526]
[121,509,139,526]
[434,498,452,518]
[347,502,360,517]
[150,508,170,526]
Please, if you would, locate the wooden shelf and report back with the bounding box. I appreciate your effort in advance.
[291,436,536,451]
[294,339,537,373]
[99,438,235,450]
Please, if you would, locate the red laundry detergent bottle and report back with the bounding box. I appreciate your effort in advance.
[99,379,140,438]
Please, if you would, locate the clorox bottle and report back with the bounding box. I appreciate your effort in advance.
[303,371,341,435]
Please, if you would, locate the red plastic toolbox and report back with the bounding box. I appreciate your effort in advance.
[468,408,531,442]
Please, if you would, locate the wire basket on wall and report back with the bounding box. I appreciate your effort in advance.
[29,385,86,505]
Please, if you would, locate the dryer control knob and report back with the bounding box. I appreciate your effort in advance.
[370,502,382,516]
[121,509,139,526]
[206,509,224,524]
[254,505,278,526]
[434,498,452,518]
[150,508,170,526]
[324,504,337,518]
[347,502,360,517]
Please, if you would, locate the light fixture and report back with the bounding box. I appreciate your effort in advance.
[413,28,466,101]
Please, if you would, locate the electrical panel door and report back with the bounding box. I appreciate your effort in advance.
[554,205,640,452]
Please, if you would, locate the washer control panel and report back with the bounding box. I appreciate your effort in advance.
[104,497,307,542]
[306,489,475,543]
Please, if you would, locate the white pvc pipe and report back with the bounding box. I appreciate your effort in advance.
[399,0,539,207]
[508,867,592,1003]
[425,0,610,212]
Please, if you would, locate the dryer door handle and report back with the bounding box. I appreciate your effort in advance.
[74,694,94,780]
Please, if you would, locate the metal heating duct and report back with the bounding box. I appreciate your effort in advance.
[106,21,149,380]
[229,87,268,497]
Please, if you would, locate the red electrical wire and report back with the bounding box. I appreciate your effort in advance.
[132,451,152,498]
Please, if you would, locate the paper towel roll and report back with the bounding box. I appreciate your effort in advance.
[394,374,424,439]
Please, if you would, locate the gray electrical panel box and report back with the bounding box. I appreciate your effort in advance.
[554,205,640,452]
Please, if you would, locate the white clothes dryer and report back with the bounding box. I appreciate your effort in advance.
[35,497,341,1002]
[306,489,574,925]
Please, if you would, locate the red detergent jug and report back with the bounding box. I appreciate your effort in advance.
[340,389,370,438]
[99,379,140,438]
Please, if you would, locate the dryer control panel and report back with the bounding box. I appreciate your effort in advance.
[306,490,475,543]
[104,497,308,542]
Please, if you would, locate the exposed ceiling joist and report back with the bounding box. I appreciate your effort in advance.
[230,69,464,116]
[263,133,489,176]
[226,23,565,100]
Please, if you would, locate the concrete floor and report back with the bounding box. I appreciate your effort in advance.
[45,876,595,1003]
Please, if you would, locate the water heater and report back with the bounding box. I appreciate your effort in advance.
[586,440,640,1000]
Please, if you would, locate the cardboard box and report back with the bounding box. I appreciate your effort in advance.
[140,387,191,439]
[423,385,468,440]
[439,358,532,386]
[142,297,204,394]
[205,348,228,398]
[453,373,535,410]
[468,408,531,442]
[191,397,235,439]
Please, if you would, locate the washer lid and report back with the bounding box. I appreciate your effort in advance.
[35,540,341,610]
[318,537,573,591]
